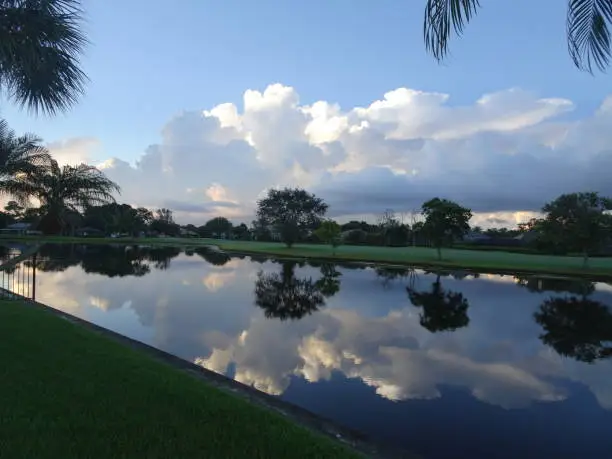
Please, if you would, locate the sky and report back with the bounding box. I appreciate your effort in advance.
[2,0,612,227]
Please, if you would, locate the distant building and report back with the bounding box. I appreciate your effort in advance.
[0,222,32,235]
[462,231,491,243]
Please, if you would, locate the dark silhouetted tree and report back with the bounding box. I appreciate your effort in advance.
[19,160,119,235]
[256,187,328,247]
[539,192,612,267]
[205,217,233,237]
[421,197,472,260]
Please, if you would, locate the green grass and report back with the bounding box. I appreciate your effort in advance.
[0,299,360,459]
[3,234,612,278]
[205,240,612,278]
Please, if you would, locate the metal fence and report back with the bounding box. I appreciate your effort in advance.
[0,251,36,301]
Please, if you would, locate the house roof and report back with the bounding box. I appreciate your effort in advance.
[5,223,31,230]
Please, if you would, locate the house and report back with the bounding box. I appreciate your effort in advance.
[462,231,491,243]
[0,222,32,236]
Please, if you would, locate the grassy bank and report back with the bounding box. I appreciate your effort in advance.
[0,299,360,459]
[206,240,612,278]
[3,234,612,278]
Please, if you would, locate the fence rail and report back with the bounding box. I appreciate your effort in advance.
[0,248,38,301]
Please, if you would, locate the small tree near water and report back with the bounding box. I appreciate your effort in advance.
[315,220,342,255]
[421,197,472,260]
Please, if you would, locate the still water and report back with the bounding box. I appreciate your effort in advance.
[15,244,612,458]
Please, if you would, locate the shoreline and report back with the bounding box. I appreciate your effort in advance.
[3,235,612,280]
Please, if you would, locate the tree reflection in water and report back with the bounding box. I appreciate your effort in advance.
[516,275,612,363]
[193,247,231,266]
[535,295,612,363]
[26,244,182,277]
[407,274,470,333]
[375,266,417,289]
[254,261,341,320]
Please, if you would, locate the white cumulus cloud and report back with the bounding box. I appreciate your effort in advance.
[54,84,612,226]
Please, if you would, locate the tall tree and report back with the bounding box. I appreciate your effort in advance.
[136,207,153,227]
[155,208,174,224]
[231,222,250,240]
[256,187,328,248]
[423,0,612,73]
[150,208,179,236]
[0,0,87,114]
[540,192,612,267]
[314,220,342,255]
[20,160,120,234]
[421,197,472,260]
[204,216,232,237]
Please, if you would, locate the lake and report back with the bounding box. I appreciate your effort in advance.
[5,244,612,459]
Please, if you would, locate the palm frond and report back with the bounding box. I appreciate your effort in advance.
[0,118,51,179]
[0,0,88,114]
[567,0,612,72]
[0,177,38,205]
[424,0,482,61]
[54,162,121,209]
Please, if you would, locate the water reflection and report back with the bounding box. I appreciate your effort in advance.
[254,262,341,320]
[407,274,471,333]
[28,244,182,276]
[516,275,595,296]
[16,245,612,459]
[193,246,232,266]
[535,296,612,363]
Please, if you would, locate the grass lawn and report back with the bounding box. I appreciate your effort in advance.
[3,234,612,277]
[205,239,612,278]
[0,299,361,459]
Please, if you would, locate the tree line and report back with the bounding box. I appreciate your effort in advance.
[253,187,612,266]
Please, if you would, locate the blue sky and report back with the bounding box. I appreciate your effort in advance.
[2,0,611,225]
[3,0,608,161]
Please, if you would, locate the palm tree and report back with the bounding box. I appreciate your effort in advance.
[22,159,120,234]
[0,119,52,202]
[424,0,612,72]
[0,0,87,114]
